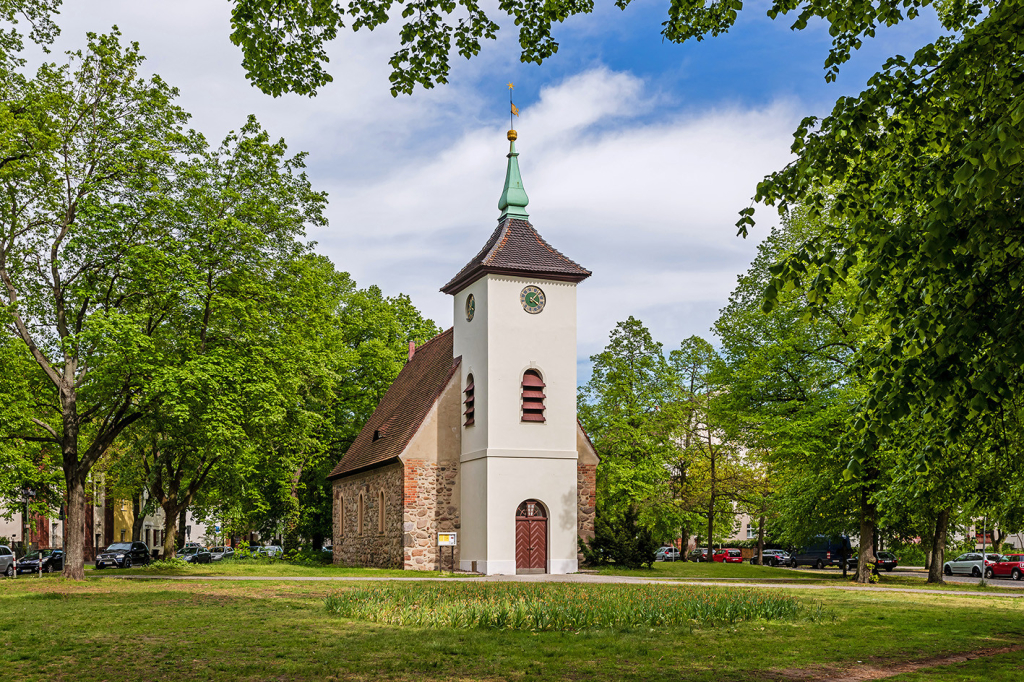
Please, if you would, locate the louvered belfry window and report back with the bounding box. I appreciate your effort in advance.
[521,370,546,422]
[464,374,475,426]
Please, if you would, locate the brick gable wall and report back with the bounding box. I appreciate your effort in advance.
[577,462,597,561]
[403,459,460,570]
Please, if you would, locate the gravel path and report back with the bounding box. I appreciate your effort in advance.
[95,571,1024,597]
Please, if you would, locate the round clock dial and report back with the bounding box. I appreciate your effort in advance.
[465,294,476,321]
[520,285,546,314]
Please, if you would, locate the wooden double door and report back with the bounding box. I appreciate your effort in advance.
[515,500,547,574]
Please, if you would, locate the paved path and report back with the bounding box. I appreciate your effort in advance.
[95,572,1024,597]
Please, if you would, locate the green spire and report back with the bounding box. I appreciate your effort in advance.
[498,130,529,220]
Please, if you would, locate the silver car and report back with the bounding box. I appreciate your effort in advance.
[0,545,14,577]
[943,552,1002,577]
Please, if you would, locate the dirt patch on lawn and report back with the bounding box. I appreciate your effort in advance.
[771,643,1024,680]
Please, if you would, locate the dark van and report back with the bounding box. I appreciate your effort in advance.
[791,536,852,569]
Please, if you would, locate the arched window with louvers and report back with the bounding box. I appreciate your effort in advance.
[521,369,546,422]
[464,373,475,426]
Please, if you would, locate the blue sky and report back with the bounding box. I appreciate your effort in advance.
[37,1,943,380]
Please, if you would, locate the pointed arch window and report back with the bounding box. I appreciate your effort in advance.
[378,490,385,533]
[339,495,345,537]
[464,373,475,426]
[521,370,546,422]
[357,493,365,536]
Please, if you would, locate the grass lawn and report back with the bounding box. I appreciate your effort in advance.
[601,562,1024,594]
[2,577,1024,680]
[85,561,433,579]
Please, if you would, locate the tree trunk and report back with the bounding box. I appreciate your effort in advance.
[706,497,715,562]
[927,508,949,583]
[163,504,180,559]
[680,526,690,556]
[62,474,87,579]
[178,507,187,546]
[131,494,146,542]
[855,490,876,584]
[922,519,933,572]
[756,515,765,565]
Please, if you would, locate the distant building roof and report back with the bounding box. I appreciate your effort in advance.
[441,217,591,295]
[327,329,460,480]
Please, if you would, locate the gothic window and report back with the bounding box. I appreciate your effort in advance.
[378,490,385,533]
[521,370,546,422]
[464,373,475,426]
[358,494,365,536]
[339,496,345,537]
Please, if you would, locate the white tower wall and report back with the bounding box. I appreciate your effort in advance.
[454,274,579,575]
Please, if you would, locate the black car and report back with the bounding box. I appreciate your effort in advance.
[17,549,64,574]
[846,550,899,572]
[749,549,791,567]
[688,548,710,562]
[180,546,213,564]
[96,542,151,569]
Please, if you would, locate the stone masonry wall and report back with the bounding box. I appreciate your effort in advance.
[332,462,404,568]
[403,459,460,571]
[577,462,597,561]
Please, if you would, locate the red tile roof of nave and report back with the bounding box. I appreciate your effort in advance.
[327,328,460,480]
[440,218,591,295]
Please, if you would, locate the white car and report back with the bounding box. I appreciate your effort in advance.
[943,552,1002,577]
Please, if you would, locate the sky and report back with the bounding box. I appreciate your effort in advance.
[31,1,943,381]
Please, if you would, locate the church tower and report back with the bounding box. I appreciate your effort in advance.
[441,130,592,575]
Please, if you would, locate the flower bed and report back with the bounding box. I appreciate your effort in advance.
[324,582,824,631]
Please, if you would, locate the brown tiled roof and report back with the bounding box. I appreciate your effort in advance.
[441,218,591,295]
[327,329,460,480]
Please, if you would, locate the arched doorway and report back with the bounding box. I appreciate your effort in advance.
[515,499,547,574]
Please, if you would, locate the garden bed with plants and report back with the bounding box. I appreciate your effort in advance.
[324,582,833,631]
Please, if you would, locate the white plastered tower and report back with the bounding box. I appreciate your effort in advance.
[442,129,591,575]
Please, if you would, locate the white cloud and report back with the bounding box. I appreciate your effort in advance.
[35,2,798,375]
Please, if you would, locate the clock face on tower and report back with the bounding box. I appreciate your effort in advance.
[520,285,546,314]
[465,294,476,321]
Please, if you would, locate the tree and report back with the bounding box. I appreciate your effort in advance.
[669,336,747,560]
[715,209,879,581]
[0,31,191,578]
[746,0,1024,488]
[578,317,681,553]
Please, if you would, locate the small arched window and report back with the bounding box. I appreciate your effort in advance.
[357,493,365,536]
[378,490,385,533]
[339,495,345,537]
[521,370,546,422]
[464,373,475,426]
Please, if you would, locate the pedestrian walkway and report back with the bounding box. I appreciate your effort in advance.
[99,571,1024,597]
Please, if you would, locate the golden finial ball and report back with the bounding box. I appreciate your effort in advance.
[507,129,518,141]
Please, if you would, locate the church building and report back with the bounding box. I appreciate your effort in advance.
[327,129,598,574]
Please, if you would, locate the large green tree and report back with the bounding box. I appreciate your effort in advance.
[0,31,191,578]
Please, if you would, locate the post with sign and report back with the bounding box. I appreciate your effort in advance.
[438,532,457,573]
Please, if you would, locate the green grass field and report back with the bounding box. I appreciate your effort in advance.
[86,560,421,579]
[2,576,1023,680]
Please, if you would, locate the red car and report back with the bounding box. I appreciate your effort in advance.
[713,548,744,563]
[989,554,1024,580]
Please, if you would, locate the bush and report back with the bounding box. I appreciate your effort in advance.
[284,547,332,566]
[324,582,830,631]
[580,507,658,568]
[143,558,190,570]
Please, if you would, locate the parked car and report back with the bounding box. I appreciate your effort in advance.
[989,554,1024,580]
[688,548,710,562]
[942,552,993,577]
[257,545,283,558]
[713,548,744,563]
[750,549,791,567]
[0,545,15,577]
[791,536,852,569]
[16,549,64,575]
[180,546,213,564]
[96,541,152,569]
[209,546,234,561]
[846,550,899,572]
[655,547,681,561]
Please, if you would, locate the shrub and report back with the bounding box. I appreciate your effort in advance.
[143,558,190,570]
[324,582,828,632]
[581,507,658,568]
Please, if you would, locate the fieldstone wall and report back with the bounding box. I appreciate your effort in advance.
[577,462,597,561]
[332,462,404,568]
[403,459,460,571]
